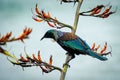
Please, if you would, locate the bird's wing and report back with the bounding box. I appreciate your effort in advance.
[58,33,108,61]
[59,32,90,51]
[58,33,89,53]
[61,39,108,61]
[61,38,87,51]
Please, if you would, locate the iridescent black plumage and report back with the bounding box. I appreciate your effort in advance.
[41,29,108,62]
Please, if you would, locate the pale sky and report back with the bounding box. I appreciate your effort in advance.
[0,0,120,80]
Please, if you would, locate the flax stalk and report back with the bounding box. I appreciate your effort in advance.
[60,0,83,80]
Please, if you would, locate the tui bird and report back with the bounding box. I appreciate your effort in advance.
[41,29,108,64]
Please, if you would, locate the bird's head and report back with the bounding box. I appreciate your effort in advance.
[41,29,58,41]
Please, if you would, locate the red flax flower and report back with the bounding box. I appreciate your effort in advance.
[0,32,12,42]
[34,4,70,29]
[97,5,116,18]
[100,42,107,54]
[91,42,111,56]
[33,8,57,28]
[79,5,116,19]
[100,11,116,18]
[19,54,29,62]
[1,47,61,73]
[34,4,55,24]
[91,42,95,50]
[32,17,43,22]
[90,5,105,15]
[35,4,41,15]
[49,55,53,65]
[38,51,42,62]
[35,4,51,19]
[41,10,51,19]
[47,21,55,27]
[32,54,38,61]
[17,28,32,43]
[101,6,112,15]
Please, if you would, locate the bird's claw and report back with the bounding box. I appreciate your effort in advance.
[63,63,70,68]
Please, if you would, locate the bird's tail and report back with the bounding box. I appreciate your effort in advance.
[87,49,108,61]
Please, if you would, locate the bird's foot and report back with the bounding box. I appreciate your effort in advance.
[63,62,70,68]
[63,53,74,68]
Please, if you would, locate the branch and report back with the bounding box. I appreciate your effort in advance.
[0,46,18,60]
[0,28,62,73]
[0,27,32,45]
[60,54,71,80]
[60,0,83,80]
[72,0,83,33]
[40,62,62,72]
[59,0,78,5]
[79,5,116,18]
[0,47,62,73]
[33,4,73,30]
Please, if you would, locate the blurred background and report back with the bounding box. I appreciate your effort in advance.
[0,0,120,80]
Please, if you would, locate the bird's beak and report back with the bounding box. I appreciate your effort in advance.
[40,36,44,41]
